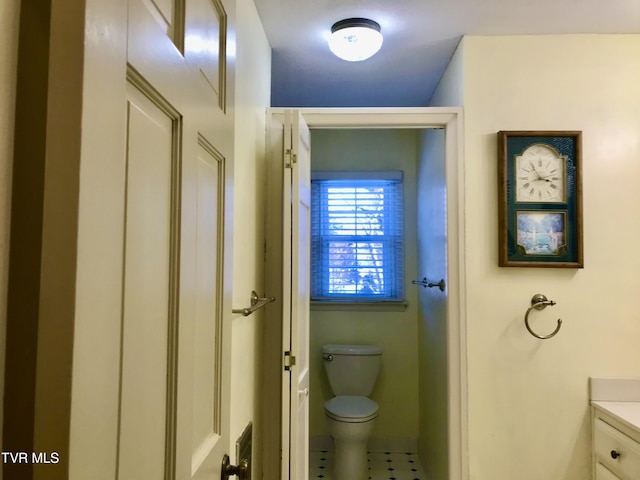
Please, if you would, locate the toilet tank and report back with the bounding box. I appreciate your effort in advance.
[322,344,382,396]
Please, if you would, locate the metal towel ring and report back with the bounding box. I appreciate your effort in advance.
[524,294,562,340]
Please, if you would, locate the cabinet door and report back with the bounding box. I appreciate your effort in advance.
[595,462,622,480]
[594,417,640,479]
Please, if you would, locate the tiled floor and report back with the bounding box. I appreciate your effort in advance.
[310,450,426,480]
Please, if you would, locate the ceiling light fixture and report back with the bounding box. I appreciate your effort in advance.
[328,18,383,62]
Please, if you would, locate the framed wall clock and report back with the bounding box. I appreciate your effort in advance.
[498,131,583,268]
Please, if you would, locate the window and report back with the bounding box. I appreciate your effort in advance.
[311,171,404,302]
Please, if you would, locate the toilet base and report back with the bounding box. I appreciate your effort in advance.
[332,436,369,480]
[326,415,376,480]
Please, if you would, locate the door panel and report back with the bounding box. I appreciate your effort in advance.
[189,139,226,478]
[264,109,312,480]
[141,0,177,38]
[186,0,227,107]
[263,111,287,480]
[283,110,311,480]
[280,116,293,480]
[118,82,180,480]
[292,196,310,480]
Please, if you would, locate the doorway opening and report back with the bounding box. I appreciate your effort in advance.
[309,126,442,480]
[263,108,467,480]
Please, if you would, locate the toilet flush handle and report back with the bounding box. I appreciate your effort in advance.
[323,354,333,361]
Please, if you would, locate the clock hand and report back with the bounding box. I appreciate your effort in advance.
[528,163,546,181]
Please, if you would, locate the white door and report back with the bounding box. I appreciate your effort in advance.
[67,0,235,478]
[124,1,234,478]
[281,110,311,480]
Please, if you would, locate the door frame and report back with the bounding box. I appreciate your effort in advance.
[262,107,468,480]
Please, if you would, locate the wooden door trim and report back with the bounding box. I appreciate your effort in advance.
[4,1,87,477]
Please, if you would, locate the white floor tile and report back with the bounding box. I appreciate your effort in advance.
[309,449,426,480]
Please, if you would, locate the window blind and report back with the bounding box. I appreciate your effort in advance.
[311,173,404,301]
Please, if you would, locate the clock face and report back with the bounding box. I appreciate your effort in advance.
[515,144,566,202]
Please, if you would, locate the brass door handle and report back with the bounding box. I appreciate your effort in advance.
[221,454,249,480]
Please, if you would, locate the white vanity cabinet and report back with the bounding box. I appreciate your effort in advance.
[592,402,640,480]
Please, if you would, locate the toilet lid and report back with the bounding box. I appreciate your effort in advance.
[324,396,378,421]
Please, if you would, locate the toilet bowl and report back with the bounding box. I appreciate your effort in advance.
[322,345,382,480]
[325,396,378,480]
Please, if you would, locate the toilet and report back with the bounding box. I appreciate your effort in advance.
[322,344,382,480]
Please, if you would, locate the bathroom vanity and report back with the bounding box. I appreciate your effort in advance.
[590,378,640,479]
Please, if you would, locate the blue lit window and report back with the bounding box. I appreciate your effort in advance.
[311,171,404,301]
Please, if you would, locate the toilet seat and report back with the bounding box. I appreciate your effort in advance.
[324,395,378,423]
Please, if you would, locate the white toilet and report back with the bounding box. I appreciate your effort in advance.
[322,344,382,480]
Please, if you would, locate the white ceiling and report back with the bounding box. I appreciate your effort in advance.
[252,0,640,107]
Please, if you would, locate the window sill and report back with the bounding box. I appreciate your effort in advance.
[310,300,408,312]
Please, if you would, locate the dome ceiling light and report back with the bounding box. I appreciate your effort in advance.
[328,18,383,62]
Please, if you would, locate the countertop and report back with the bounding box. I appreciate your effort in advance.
[590,377,640,434]
[592,401,640,433]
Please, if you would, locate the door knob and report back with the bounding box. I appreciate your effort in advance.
[221,454,249,480]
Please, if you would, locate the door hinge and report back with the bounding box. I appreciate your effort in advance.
[285,149,297,169]
[284,351,296,371]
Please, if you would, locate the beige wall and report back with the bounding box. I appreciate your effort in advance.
[230,0,271,473]
[429,38,464,108]
[308,129,420,448]
[457,35,640,479]
[0,0,21,466]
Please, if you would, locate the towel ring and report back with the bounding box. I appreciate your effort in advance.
[524,294,562,340]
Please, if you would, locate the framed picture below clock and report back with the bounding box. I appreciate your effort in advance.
[498,131,583,268]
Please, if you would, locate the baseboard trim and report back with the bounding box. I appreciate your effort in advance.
[310,435,418,453]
